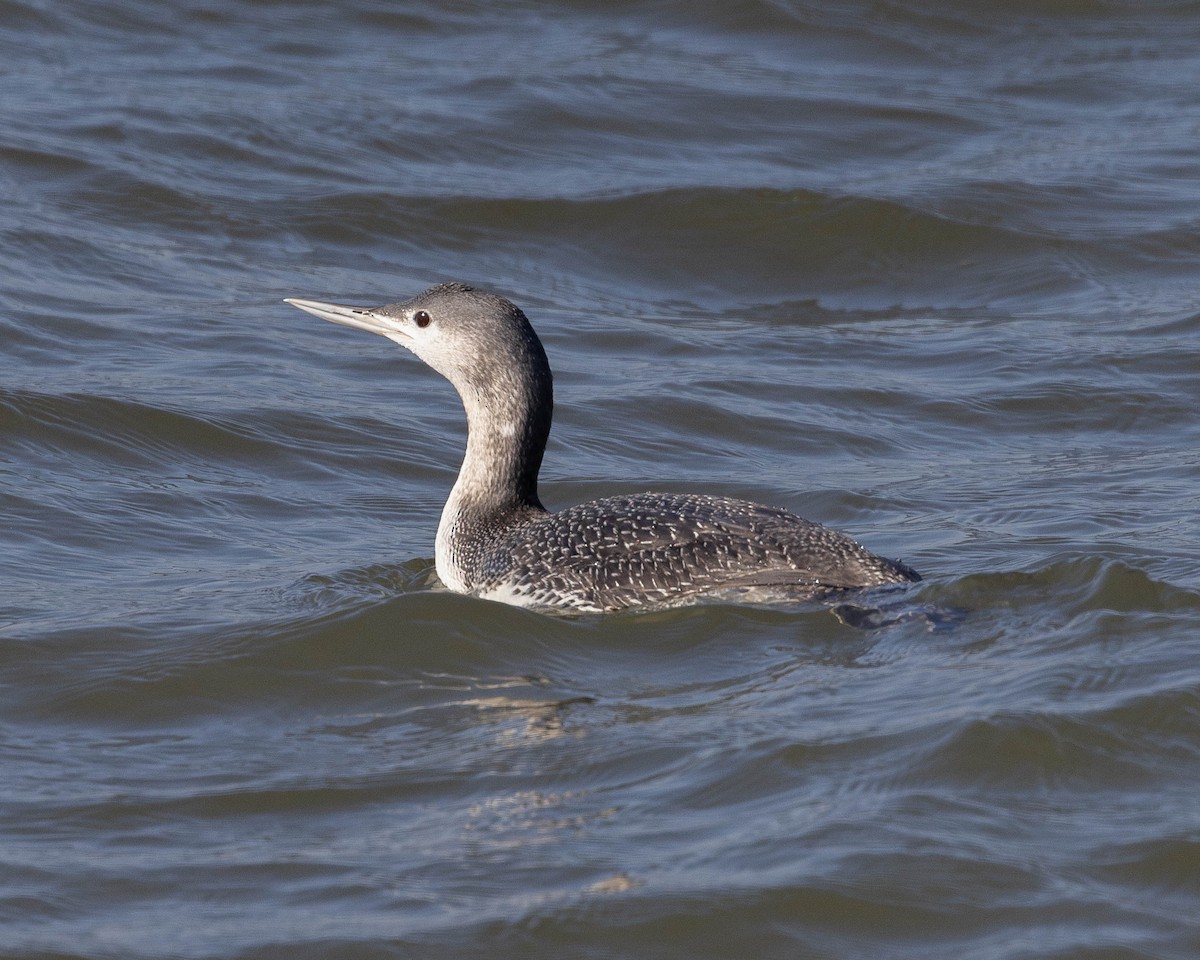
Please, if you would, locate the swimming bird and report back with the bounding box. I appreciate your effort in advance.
[286,283,919,612]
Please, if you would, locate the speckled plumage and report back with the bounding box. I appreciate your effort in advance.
[287,283,920,613]
[470,493,919,612]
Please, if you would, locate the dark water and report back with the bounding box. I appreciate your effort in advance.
[3,1,1200,957]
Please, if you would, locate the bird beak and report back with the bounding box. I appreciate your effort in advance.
[285,298,410,340]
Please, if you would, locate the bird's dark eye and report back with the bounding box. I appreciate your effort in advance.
[414,310,431,328]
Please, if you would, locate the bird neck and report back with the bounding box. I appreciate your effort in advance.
[456,390,550,511]
[435,368,552,590]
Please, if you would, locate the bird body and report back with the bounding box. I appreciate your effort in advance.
[287,283,919,613]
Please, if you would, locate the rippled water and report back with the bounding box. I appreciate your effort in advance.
[3,1,1200,957]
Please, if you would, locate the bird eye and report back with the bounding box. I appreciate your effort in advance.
[414,310,431,328]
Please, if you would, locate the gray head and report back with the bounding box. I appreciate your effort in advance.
[287,282,554,505]
[286,282,550,400]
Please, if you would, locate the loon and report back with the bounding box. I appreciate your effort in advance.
[286,283,920,613]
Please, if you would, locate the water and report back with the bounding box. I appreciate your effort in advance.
[3,1,1200,957]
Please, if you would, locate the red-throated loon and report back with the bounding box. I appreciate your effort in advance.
[286,283,920,612]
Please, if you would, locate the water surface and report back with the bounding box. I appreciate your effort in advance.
[2,1,1200,957]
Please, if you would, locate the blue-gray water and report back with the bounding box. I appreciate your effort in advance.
[3,2,1200,958]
